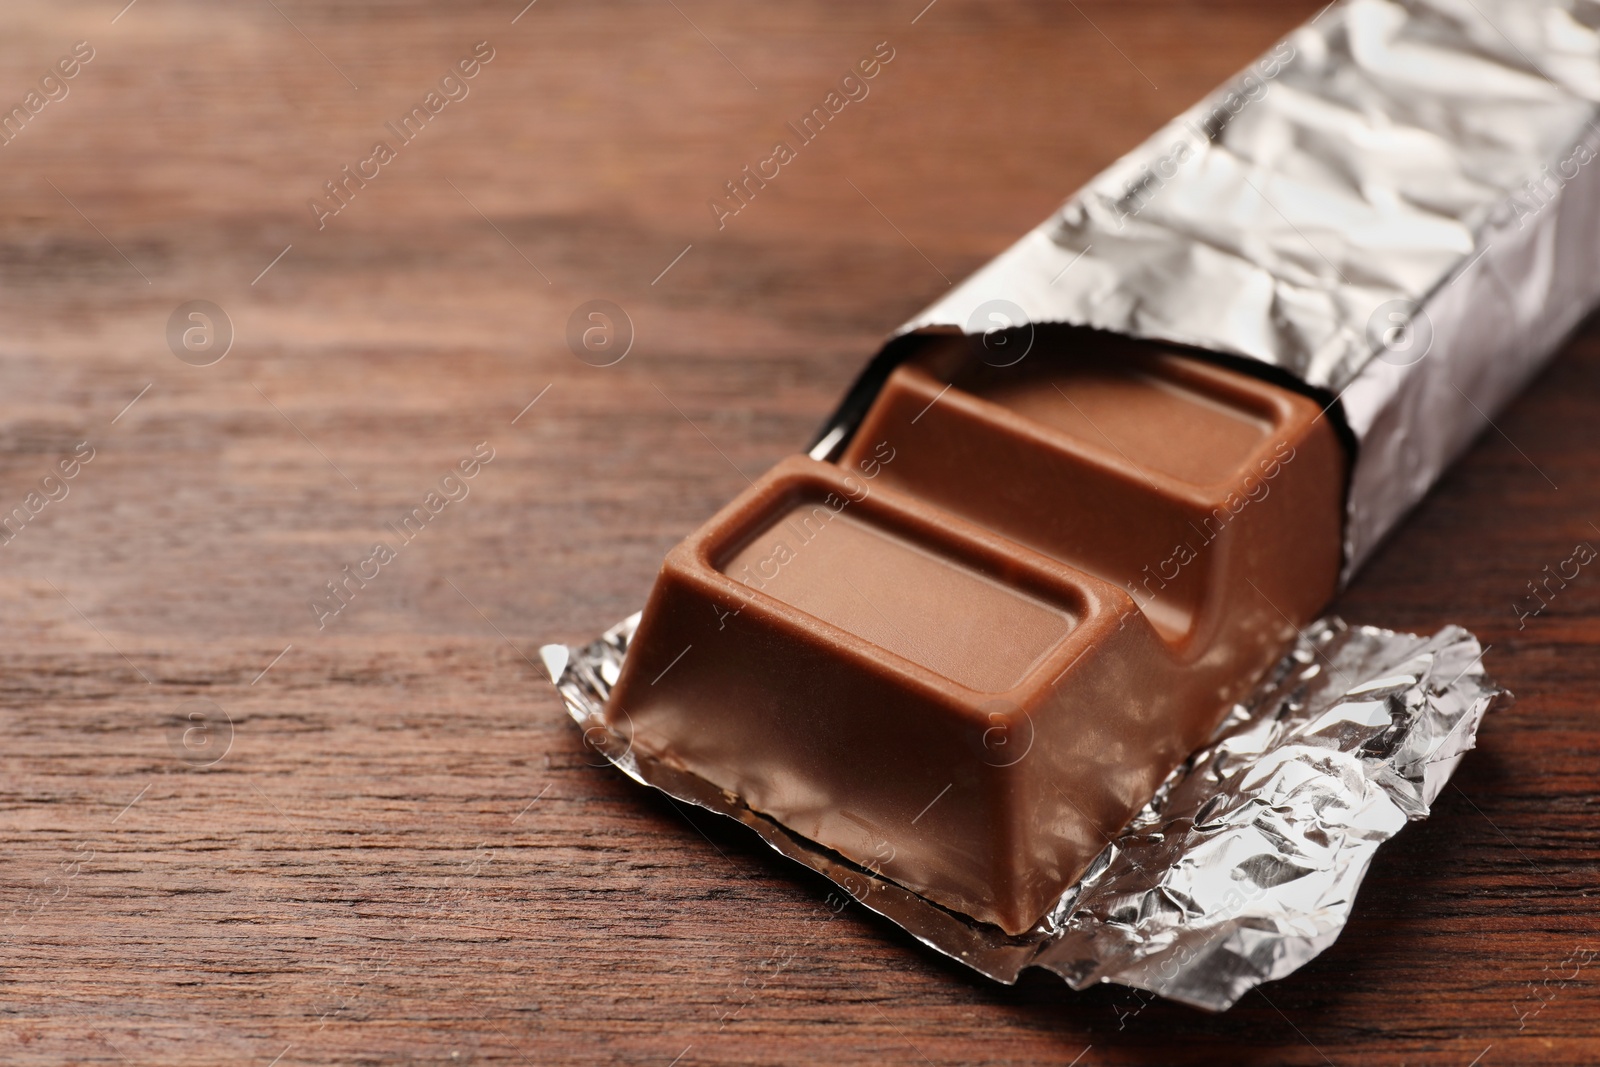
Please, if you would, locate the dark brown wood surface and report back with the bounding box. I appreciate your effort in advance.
[2,1,1597,1063]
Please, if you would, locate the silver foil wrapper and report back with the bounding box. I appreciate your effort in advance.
[541,616,1504,1011]
[877,0,1600,577]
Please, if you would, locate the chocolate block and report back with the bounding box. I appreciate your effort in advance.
[604,338,1345,933]
[841,335,1344,647]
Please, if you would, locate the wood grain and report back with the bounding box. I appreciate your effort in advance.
[1,1,1597,1063]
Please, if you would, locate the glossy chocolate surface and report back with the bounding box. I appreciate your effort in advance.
[605,334,1346,934]
[718,498,1076,692]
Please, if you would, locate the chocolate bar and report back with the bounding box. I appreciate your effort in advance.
[604,331,1345,933]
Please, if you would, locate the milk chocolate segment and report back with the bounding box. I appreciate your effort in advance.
[605,338,1345,934]
[605,456,1151,934]
[951,346,1274,485]
[840,336,1343,650]
[718,501,1075,692]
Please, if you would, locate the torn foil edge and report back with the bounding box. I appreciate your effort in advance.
[540,614,1506,1012]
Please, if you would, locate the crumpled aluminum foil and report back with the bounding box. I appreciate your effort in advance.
[870,0,1600,578]
[541,616,1504,1011]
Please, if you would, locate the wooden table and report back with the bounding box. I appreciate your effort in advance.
[2,1,1596,1063]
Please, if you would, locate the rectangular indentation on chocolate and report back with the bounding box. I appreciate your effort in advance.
[715,495,1075,693]
[949,357,1273,487]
